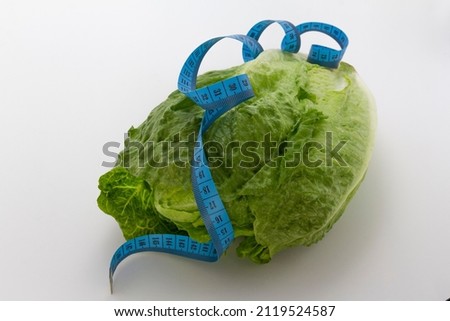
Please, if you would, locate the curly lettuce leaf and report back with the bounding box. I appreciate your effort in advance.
[98,167,181,238]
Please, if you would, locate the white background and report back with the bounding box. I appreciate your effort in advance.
[0,0,449,300]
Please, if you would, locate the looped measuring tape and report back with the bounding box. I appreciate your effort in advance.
[108,19,348,293]
[178,34,263,110]
[296,22,349,68]
[242,19,300,60]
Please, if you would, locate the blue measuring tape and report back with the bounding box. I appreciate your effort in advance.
[242,19,300,60]
[108,20,348,293]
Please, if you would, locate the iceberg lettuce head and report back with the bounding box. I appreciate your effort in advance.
[98,50,376,263]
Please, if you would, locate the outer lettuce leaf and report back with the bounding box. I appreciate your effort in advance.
[97,50,376,263]
[97,167,181,238]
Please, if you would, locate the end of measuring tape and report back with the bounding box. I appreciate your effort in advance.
[108,19,349,293]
